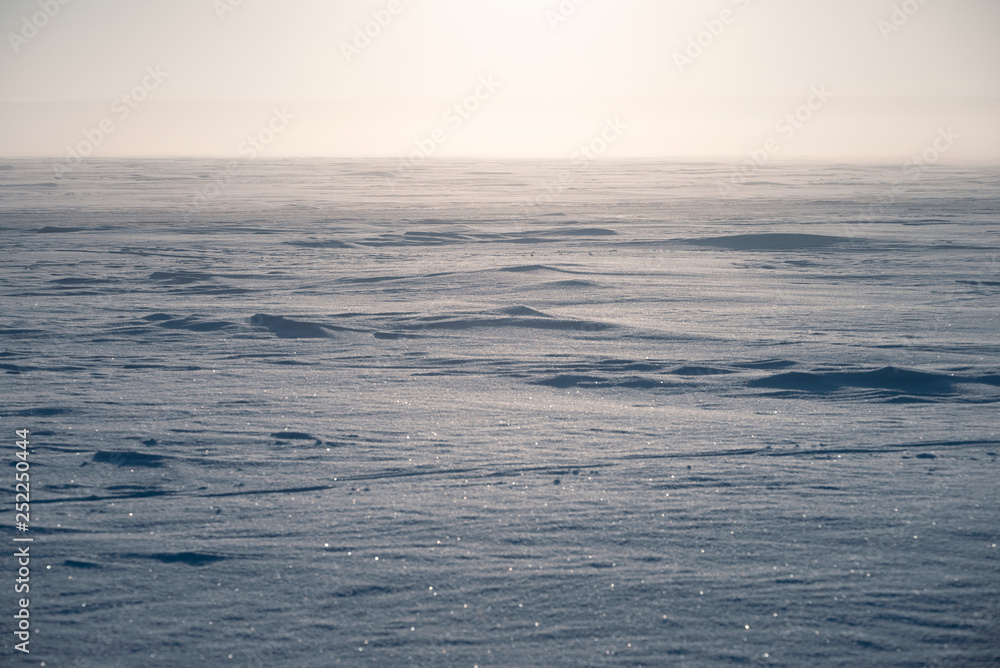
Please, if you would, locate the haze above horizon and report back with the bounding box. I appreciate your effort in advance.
[2,0,998,160]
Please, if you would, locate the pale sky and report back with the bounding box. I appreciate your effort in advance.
[1,0,998,159]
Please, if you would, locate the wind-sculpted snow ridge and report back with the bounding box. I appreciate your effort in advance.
[535,278,601,289]
[149,271,215,285]
[49,277,120,286]
[155,315,236,332]
[497,264,585,274]
[270,431,318,441]
[376,305,613,336]
[108,313,238,336]
[37,225,87,233]
[354,227,618,247]
[146,270,257,295]
[134,552,228,566]
[249,314,331,338]
[247,314,372,339]
[749,365,1000,402]
[683,233,851,250]
[533,374,681,390]
[91,450,167,467]
[669,365,736,376]
[283,238,353,249]
[525,359,1000,403]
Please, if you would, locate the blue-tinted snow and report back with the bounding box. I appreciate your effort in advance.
[1,159,998,666]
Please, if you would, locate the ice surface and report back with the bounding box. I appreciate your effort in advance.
[0,159,998,666]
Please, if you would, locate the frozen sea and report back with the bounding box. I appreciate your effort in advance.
[1,159,998,667]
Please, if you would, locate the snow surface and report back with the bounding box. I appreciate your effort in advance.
[1,159,998,666]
